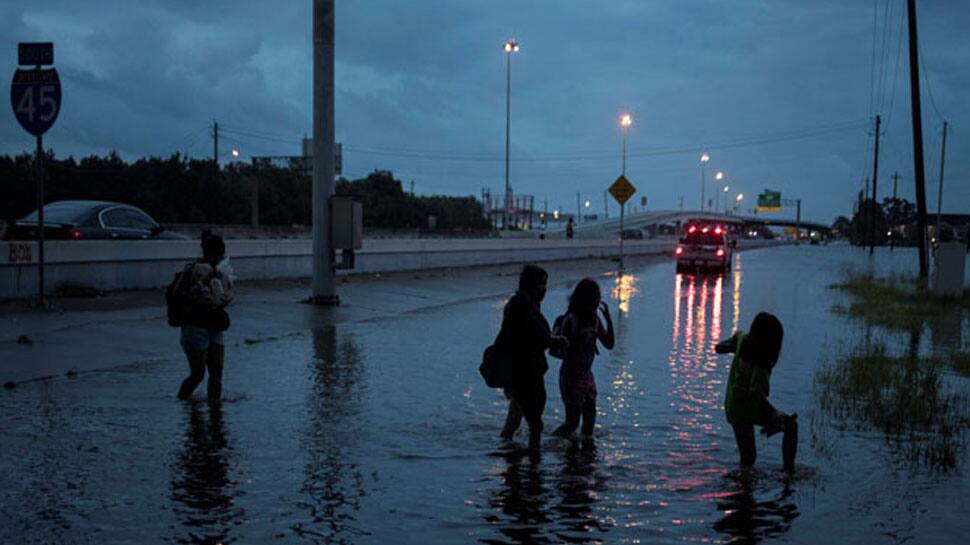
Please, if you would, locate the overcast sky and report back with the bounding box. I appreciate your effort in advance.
[3,0,967,223]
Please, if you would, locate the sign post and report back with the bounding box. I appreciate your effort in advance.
[609,174,637,269]
[11,42,60,306]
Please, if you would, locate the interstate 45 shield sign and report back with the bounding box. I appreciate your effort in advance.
[11,67,61,136]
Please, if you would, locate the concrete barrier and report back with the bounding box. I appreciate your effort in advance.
[1,238,689,300]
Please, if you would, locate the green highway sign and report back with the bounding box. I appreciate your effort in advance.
[757,190,781,212]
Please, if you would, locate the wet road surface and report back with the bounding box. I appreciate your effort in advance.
[2,245,969,544]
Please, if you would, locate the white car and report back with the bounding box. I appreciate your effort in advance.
[675,223,733,273]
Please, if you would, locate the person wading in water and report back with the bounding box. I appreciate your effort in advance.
[497,264,567,450]
[175,231,234,403]
[716,312,798,473]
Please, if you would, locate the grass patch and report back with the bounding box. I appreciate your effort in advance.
[816,344,970,471]
[828,272,970,331]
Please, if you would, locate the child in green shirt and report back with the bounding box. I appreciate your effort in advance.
[716,312,798,473]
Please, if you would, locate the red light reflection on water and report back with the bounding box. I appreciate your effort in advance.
[664,263,742,506]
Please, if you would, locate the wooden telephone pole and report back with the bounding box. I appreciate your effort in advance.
[906,0,930,277]
[869,115,881,255]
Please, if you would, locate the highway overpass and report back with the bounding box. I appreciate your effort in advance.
[512,210,829,239]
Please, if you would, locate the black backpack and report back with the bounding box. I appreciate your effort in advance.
[165,264,192,327]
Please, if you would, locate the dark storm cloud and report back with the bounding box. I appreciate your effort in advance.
[3,0,968,221]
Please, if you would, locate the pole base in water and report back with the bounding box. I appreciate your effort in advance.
[307,294,341,306]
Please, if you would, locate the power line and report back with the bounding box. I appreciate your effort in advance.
[219,127,303,145]
[917,33,947,123]
[340,119,866,163]
[868,0,879,119]
[883,3,906,129]
[874,0,896,112]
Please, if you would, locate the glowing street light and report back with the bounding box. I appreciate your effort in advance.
[231,148,240,159]
[619,113,632,176]
[584,200,591,208]
[700,153,710,210]
[502,38,520,229]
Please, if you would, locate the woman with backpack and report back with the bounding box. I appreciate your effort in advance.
[175,231,234,403]
[552,278,614,437]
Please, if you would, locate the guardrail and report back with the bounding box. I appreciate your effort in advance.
[1,238,683,300]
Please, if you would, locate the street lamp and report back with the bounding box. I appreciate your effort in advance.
[620,113,632,176]
[714,171,725,213]
[700,153,710,210]
[735,193,744,214]
[503,38,519,229]
[231,148,240,159]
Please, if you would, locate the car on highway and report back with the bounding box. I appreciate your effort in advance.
[6,200,189,241]
[675,223,733,273]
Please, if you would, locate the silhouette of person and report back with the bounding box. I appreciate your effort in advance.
[176,231,234,402]
[716,312,798,473]
[553,278,614,437]
[497,265,567,450]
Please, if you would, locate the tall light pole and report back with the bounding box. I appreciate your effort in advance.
[311,0,337,305]
[620,113,632,175]
[735,193,744,214]
[503,38,519,230]
[618,114,633,269]
[700,153,710,210]
[722,185,730,213]
[714,171,724,213]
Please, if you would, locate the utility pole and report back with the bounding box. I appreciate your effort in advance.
[679,195,684,211]
[311,0,338,304]
[907,0,930,277]
[870,114,881,256]
[410,179,415,196]
[891,171,899,250]
[863,176,870,248]
[935,120,948,241]
[212,120,219,166]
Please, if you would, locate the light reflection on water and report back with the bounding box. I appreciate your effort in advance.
[666,273,726,497]
[169,402,242,545]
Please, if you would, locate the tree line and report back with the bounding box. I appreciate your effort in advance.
[833,195,956,246]
[0,152,491,231]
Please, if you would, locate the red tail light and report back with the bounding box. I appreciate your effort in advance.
[716,248,725,257]
[71,230,82,239]
[688,225,697,234]
[675,246,684,255]
[702,227,710,233]
[714,226,723,235]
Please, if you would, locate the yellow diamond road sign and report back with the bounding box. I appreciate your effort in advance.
[609,175,636,205]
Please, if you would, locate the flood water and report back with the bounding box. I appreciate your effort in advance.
[2,244,969,544]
